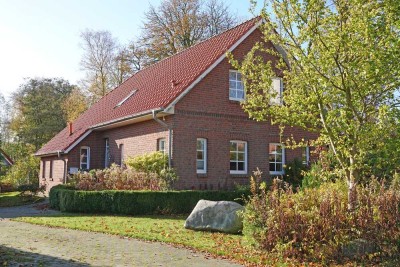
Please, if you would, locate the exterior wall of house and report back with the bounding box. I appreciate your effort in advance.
[172,28,317,189]
[39,155,67,194]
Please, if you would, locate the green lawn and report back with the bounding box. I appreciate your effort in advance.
[0,192,44,207]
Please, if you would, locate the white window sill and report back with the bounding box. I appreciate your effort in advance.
[197,170,207,174]
[230,171,247,175]
[229,97,245,102]
[270,171,284,175]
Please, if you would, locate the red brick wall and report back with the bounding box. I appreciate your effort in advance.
[39,155,67,194]
[172,28,317,189]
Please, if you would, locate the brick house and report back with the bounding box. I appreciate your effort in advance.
[36,17,315,192]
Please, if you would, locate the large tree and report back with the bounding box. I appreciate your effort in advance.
[232,0,400,209]
[139,0,239,64]
[10,78,74,149]
[80,30,117,103]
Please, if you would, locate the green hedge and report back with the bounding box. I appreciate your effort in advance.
[49,185,249,215]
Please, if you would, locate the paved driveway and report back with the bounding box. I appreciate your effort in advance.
[0,204,243,267]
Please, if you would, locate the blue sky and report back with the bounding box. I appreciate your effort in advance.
[0,0,261,99]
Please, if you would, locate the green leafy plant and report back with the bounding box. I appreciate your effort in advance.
[125,152,178,189]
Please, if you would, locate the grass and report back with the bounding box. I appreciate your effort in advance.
[0,191,44,207]
[13,214,400,267]
[14,214,278,266]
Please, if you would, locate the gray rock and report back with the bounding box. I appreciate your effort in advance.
[184,200,244,234]
[342,239,377,258]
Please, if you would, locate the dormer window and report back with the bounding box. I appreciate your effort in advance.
[229,70,245,101]
[115,89,137,108]
[270,78,283,105]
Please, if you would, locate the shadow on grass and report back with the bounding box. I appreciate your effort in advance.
[0,244,89,266]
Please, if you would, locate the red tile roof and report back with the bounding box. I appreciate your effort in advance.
[36,17,261,156]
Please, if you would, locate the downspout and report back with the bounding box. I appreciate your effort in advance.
[152,110,172,167]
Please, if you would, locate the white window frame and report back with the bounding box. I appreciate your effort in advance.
[229,70,245,101]
[269,143,285,175]
[80,146,90,170]
[104,138,110,168]
[196,138,207,174]
[302,146,310,166]
[230,140,247,174]
[158,138,166,154]
[270,77,283,106]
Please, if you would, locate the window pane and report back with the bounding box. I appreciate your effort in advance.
[237,142,245,151]
[197,140,203,150]
[197,151,204,160]
[230,142,236,151]
[229,89,236,98]
[276,163,282,172]
[269,163,276,172]
[229,81,236,89]
[229,71,236,80]
[230,152,237,160]
[238,162,244,171]
[230,162,237,170]
[81,149,87,156]
[237,81,243,90]
[269,155,275,162]
[197,160,204,170]
[237,90,244,100]
[237,73,242,80]
[276,145,282,154]
[81,163,87,170]
[276,154,282,162]
[238,152,244,161]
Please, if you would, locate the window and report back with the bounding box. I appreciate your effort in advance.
[270,78,283,105]
[269,143,285,175]
[42,161,46,179]
[49,160,53,179]
[302,146,310,166]
[229,70,245,101]
[120,144,124,167]
[230,141,247,174]
[104,138,110,168]
[158,138,166,154]
[197,138,207,173]
[80,146,90,170]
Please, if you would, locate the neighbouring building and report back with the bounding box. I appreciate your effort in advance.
[36,17,316,192]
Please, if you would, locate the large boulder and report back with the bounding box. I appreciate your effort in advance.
[184,200,244,234]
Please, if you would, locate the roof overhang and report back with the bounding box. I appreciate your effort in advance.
[36,108,173,157]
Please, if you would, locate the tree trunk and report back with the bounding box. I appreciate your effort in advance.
[347,170,357,211]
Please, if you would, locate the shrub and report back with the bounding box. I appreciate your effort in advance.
[283,158,306,188]
[49,184,249,215]
[70,164,167,191]
[125,152,178,189]
[17,184,46,197]
[243,171,400,263]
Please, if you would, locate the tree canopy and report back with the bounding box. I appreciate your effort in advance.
[10,78,75,149]
[231,0,400,207]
